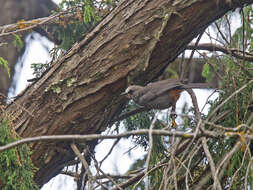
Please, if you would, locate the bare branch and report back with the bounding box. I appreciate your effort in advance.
[0,129,222,153]
[187,43,253,62]
[201,137,222,190]
[0,7,77,37]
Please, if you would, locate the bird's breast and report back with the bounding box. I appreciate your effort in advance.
[168,89,184,103]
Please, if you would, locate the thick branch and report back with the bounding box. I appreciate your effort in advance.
[187,43,253,62]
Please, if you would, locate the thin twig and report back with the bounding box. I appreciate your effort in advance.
[200,89,218,113]
[71,143,93,188]
[99,138,120,165]
[207,79,253,121]
[185,143,202,190]
[172,155,178,190]
[201,137,222,190]
[215,141,241,182]
[225,15,232,46]
[91,153,123,190]
[228,142,249,190]
[187,88,222,189]
[241,8,246,66]
[214,22,229,45]
[244,157,253,190]
[145,111,159,190]
[180,30,205,80]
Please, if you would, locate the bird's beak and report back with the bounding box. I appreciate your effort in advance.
[121,92,127,96]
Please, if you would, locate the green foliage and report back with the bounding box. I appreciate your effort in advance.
[53,0,119,50]
[233,7,253,51]
[201,58,220,83]
[122,104,173,189]
[0,119,38,190]
[31,62,50,78]
[206,59,253,187]
[199,8,253,185]
[82,0,97,23]
[126,158,145,189]
[12,34,24,52]
[30,0,120,76]
[0,57,10,77]
[53,20,93,50]
[53,0,98,50]
[202,63,213,83]
[123,104,161,150]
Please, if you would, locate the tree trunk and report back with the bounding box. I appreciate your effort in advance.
[2,0,252,187]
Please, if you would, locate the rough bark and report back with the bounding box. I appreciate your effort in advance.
[0,0,57,98]
[2,0,252,187]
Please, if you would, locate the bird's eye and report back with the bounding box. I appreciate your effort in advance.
[128,89,133,94]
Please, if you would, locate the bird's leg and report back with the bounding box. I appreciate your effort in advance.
[170,105,177,128]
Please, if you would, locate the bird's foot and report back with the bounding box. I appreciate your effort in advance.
[170,113,178,128]
[171,119,178,128]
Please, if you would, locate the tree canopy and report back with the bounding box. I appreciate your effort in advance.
[0,0,253,189]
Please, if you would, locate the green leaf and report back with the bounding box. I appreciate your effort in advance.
[0,57,10,77]
[202,63,212,82]
[12,34,24,52]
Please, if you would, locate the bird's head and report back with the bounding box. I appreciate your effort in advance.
[121,85,143,99]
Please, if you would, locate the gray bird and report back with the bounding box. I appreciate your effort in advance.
[122,79,211,111]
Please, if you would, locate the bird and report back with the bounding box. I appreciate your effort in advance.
[122,79,211,127]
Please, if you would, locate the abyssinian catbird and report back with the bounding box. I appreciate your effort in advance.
[122,79,211,111]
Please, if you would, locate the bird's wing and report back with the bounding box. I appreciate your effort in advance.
[138,80,183,104]
[147,79,183,96]
[138,90,156,105]
[147,79,182,86]
[147,79,212,91]
[182,83,213,89]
